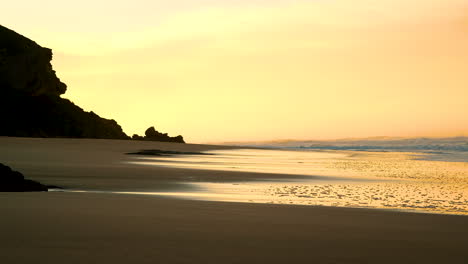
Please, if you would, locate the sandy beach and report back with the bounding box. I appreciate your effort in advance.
[1,137,467,263]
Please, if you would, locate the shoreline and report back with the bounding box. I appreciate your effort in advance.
[1,137,467,263]
[0,137,314,192]
[51,188,467,217]
[1,136,466,215]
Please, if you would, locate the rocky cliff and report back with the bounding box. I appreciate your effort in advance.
[0,25,185,142]
[0,25,127,139]
[0,26,66,97]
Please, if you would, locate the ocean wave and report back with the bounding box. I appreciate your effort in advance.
[245,137,468,162]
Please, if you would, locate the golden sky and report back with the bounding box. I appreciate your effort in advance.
[2,0,468,142]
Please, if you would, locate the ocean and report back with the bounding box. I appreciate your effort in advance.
[127,138,468,215]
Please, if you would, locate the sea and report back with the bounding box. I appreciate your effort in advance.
[127,137,468,215]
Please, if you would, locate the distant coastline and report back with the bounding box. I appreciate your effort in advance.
[218,136,468,151]
[216,137,468,162]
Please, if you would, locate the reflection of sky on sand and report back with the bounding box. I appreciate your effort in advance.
[130,149,365,179]
[128,149,468,215]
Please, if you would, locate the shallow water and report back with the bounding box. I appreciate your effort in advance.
[128,149,468,215]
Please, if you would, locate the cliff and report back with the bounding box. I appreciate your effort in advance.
[0,25,67,97]
[0,25,129,138]
[0,25,130,139]
[0,25,185,142]
[0,26,128,139]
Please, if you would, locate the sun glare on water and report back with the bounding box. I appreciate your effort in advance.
[128,149,468,215]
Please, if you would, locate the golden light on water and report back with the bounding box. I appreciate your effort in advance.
[129,149,468,215]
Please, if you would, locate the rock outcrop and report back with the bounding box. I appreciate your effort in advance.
[0,25,128,139]
[132,126,185,143]
[0,163,48,192]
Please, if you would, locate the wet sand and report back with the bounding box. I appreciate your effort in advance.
[1,192,467,264]
[0,137,309,191]
[130,149,468,215]
[0,137,467,263]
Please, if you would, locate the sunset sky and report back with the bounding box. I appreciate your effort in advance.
[2,0,468,142]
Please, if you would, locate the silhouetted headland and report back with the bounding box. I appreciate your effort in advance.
[0,25,184,143]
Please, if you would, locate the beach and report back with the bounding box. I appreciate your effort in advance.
[1,137,467,263]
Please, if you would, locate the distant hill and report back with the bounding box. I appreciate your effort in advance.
[0,25,184,142]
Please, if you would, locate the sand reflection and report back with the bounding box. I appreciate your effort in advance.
[130,149,362,178]
[129,149,468,215]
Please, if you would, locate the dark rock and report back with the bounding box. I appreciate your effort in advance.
[172,135,185,143]
[130,126,185,143]
[0,25,128,139]
[0,25,186,142]
[127,149,212,156]
[132,134,144,140]
[0,163,48,192]
[145,126,160,138]
[0,26,66,97]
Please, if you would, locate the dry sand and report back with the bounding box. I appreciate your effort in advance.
[0,137,467,263]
